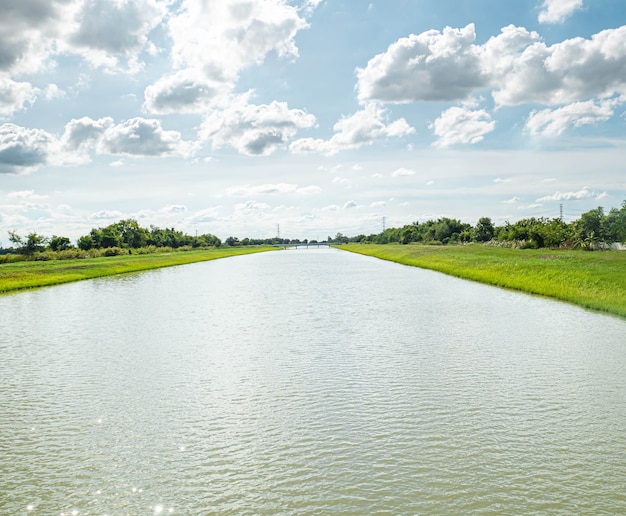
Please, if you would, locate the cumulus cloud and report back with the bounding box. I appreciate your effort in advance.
[355,22,626,138]
[490,25,626,106]
[538,0,584,24]
[143,70,229,114]
[526,99,615,135]
[343,201,357,209]
[61,116,114,163]
[0,77,38,117]
[200,98,316,156]
[100,117,193,157]
[1,116,196,174]
[356,24,486,104]
[66,0,166,72]
[0,0,79,75]
[0,123,57,174]
[536,186,595,202]
[430,105,495,147]
[168,0,308,84]
[0,0,166,76]
[290,103,414,155]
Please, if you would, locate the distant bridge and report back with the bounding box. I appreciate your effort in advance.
[273,242,333,249]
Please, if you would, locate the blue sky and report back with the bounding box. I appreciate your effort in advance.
[1,0,625,242]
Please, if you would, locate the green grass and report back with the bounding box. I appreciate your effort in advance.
[0,247,275,294]
[337,244,626,318]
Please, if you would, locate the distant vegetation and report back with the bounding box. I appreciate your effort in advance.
[2,201,625,264]
[334,201,626,249]
[1,219,222,263]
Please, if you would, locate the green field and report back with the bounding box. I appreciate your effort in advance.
[0,247,274,294]
[337,244,626,318]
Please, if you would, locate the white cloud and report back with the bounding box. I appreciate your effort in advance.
[536,186,595,202]
[356,21,626,126]
[90,209,124,220]
[8,190,48,200]
[356,24,486,104]
[160,204,187,214]
[430,106,495,147]
[290,103,414,155]
[65,0,167,72]
[0,77,38,117]
[391,167,415,177]
[0,123,57,174]
[61,116,114,163]
[189,206,221,224]
[0,0,166,76]
[168,0,308,85]
[143,70,229,114]
[200,97,316,156]
[491,25,626,106]
[503,196,521,204]
[226,183,300,197]
[0,0,80,75]
[538,0,584,24]
[100,117,193,157]
[526,99,615,135]
[296,185,322,195]
[343,201,357,209]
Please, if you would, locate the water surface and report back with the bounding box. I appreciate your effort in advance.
[1,248,625,514]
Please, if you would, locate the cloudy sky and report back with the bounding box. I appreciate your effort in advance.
[1,0,625,242]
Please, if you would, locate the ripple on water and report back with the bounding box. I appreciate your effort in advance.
[1,249,626,514]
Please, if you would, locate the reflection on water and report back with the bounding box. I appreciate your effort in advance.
[1,248,626,514]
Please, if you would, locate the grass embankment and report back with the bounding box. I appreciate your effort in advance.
[337,244,626,318]
[0,247,274,294]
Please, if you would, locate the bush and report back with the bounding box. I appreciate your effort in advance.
[103,247,126,257]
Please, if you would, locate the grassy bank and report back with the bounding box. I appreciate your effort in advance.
[337,244,626,318]
[0,247,274,294]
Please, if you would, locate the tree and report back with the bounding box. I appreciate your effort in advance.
[8,230,23,249]
[474,217,494,242]
[115,219,148,248]
[7,231,48,254]
[575,207,605,248]
[77,235,95,250]
[49,235,73,251]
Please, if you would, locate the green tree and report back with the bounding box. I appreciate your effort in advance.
[49,235,73,251]
[115,219,149,248]
[7,231,48,254]
[474,217,494,242]
[77,235,95,250]
[575,207,605,248]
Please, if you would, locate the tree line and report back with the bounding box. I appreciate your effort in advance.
[3,219,221,260]
[334,202,626,249]
[3,201,625,262]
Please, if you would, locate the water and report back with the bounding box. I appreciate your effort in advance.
[1,248,625,514]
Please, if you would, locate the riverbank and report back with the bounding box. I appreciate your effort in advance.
[337,244,626,318]
[0,247,274,294]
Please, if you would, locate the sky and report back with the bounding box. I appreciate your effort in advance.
[1,0,625,243]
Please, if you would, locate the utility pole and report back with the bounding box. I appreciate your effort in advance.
[559,203,563,220]
[382,216,386,232]
[277,224,280,239]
